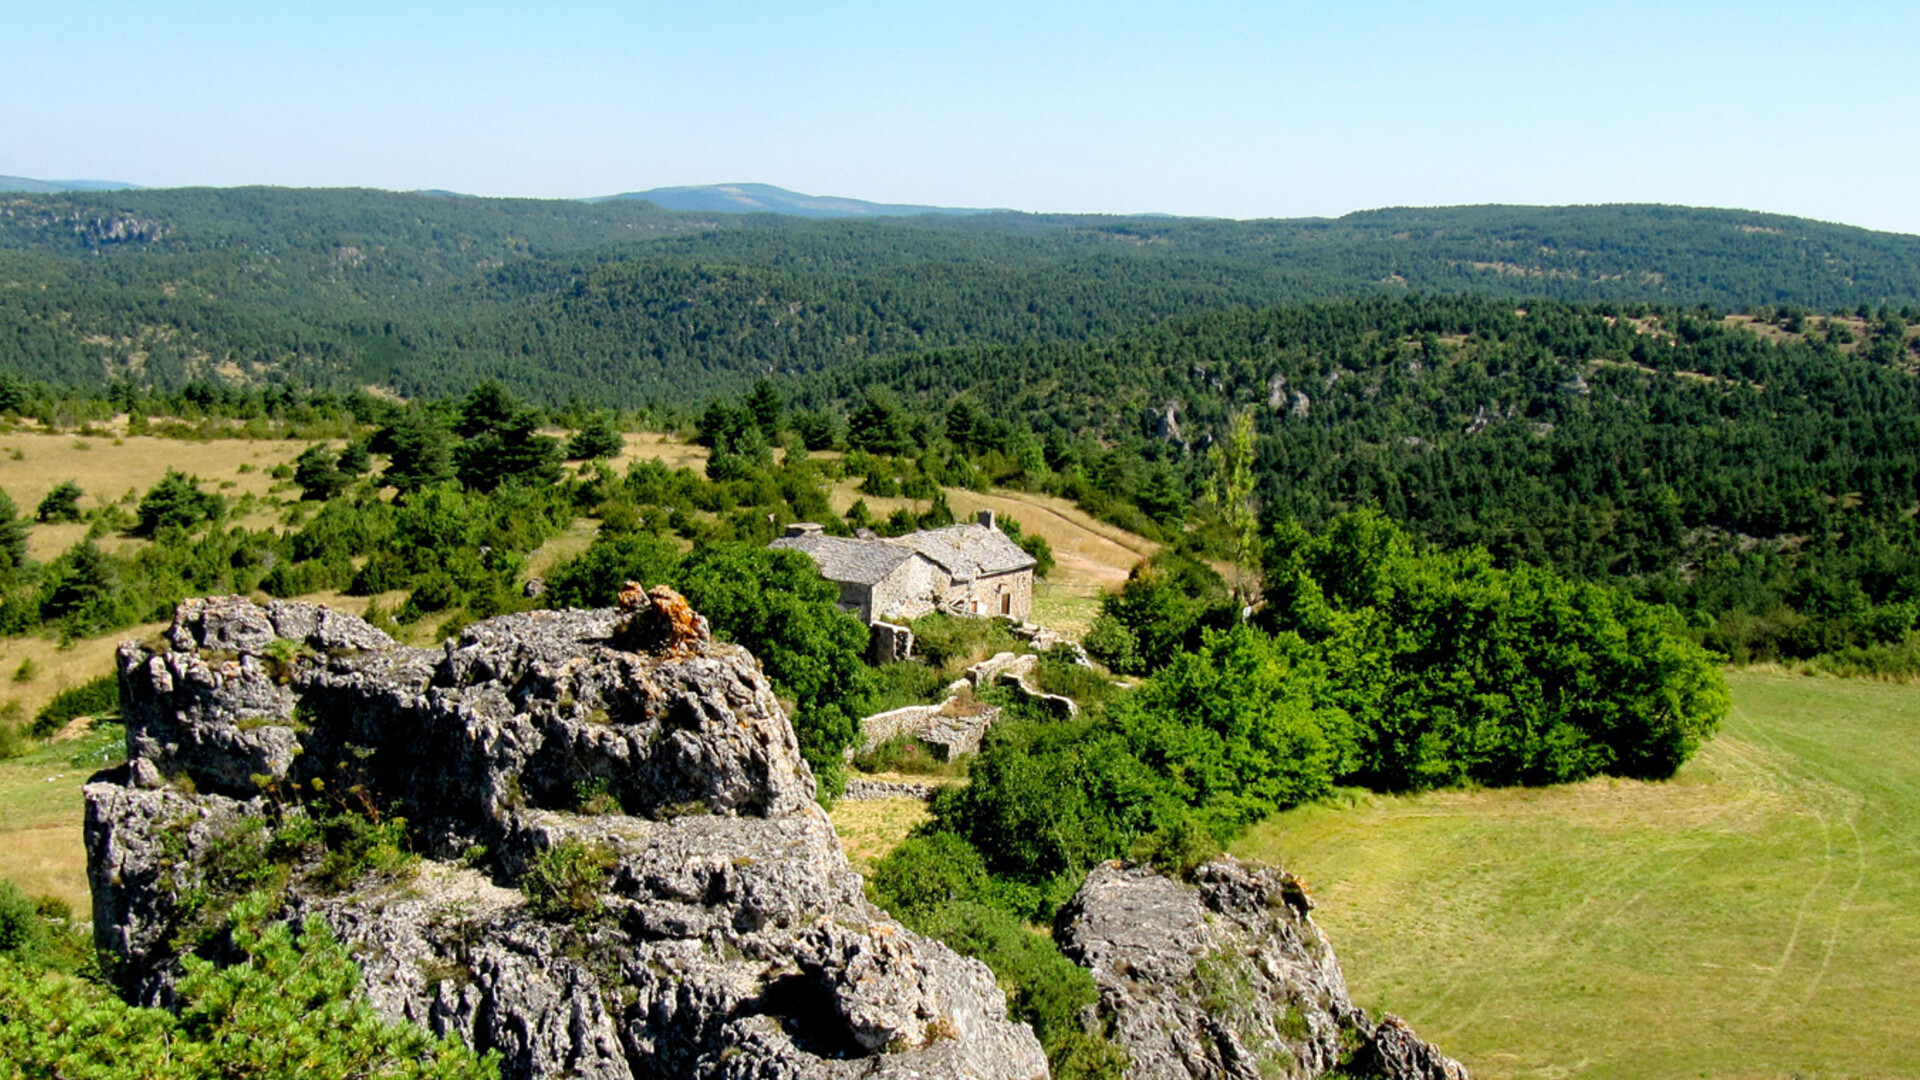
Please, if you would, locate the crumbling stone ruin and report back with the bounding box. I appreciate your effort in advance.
[88,593,1047,1080]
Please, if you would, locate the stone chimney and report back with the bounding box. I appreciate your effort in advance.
[976,509,997,530]
[785,523,825,538]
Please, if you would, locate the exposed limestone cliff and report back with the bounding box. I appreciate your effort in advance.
[1057,860,1468,1080]
[87,593,1048,1080]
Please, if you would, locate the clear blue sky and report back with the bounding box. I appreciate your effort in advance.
[6,1,1918,232]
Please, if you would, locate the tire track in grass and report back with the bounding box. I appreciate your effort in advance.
[1425,734,1794,1049]
[1734,698,1869,1019]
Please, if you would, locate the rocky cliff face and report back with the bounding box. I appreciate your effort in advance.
[87,592,1048,1080]
[1057,860,1469,1080]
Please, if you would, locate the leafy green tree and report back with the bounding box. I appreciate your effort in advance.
[1263,510,1728,788]
[335,439,372,476]
[0,492,27,583]
[744,378,783,438]
[34,481,84,524]
[566,412,624,461]
[545,532,682,609]
[1111,624,1354,832]
[383,413,456,493]
[1207,410,1260,604]
[674,544,875,785]
[134,471,223,536]
[293,444,347,501]
[846,389,915,456]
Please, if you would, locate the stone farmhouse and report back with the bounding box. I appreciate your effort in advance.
[770,510,1036,625]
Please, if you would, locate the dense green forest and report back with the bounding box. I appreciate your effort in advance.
[6,187,1920,402]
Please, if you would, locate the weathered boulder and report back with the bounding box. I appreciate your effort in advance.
[1057,858,1468,1080]
[88,593,1048,1080]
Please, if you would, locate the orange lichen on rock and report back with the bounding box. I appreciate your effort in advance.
[615,582,711,655]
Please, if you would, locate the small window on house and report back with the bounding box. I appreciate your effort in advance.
[1001,593,1012,615]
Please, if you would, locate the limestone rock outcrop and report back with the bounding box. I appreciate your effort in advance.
[87,594,1048,1080]
[1057,859,1468,1080]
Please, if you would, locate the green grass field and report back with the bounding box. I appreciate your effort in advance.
[0,724,122,915]
[1235,672,1920,1080]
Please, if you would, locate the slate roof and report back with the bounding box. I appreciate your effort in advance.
[771,522,1035,588]
[769,532,915,586]
[884,523,1036,582]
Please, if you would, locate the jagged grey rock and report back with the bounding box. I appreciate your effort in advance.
[88,595,1048,1080]
[1057,858,1468,1080]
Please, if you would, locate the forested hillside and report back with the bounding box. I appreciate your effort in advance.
[801,295,1920,664]
[6,186,1920,402]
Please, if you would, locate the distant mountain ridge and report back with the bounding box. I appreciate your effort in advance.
[0,175,143,194]
[595,182,1001,219]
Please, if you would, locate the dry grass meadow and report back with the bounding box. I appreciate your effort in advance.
[828,795,934,874]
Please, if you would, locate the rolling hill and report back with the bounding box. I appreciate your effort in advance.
[597,182,997,218]
[3,186,1919,402]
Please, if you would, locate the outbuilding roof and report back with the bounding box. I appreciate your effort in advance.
[885,523,1036,581]
[769,532,916,586]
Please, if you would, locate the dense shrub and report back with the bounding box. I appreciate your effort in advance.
[0,882,47,960]
[134,471,224,536]
[1263,510,1729,788]
[31,673,119,737]
[0,890,498,1079]
[909,612,1021,672]
[544,532,681,609]
[1091,553,1236,675]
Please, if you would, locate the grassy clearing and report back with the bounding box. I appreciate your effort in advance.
[1031,581,1102,638]
[609,431,710,474]
[0,620,165,720]
[828,796,932,874]
[0,431,311,560]
[1233,673,1920,1080]
[0,722,123,913]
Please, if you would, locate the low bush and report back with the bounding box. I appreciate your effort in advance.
[0,881,47,960]
[31,673,119,737]
[852,734,964,777]
[0,889,499,1079]
[520,839,615,923]
[910,613,1021,673]
[865,660,949,714]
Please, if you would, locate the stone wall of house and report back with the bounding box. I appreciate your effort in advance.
[837,581,874,622]
[966,569,1033,621]
[871,555,946,623]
